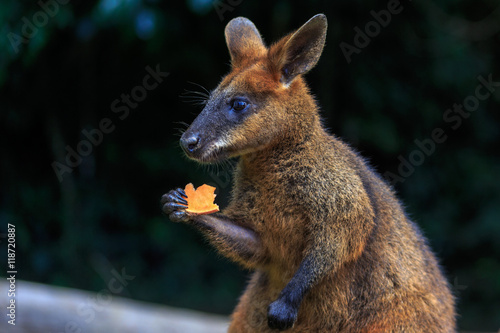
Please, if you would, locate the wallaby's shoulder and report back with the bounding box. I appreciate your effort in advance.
[232,130,377,223]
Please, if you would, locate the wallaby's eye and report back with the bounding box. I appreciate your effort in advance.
[230,99,248,112]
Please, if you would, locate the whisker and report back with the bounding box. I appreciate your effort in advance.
[180,99,207,106]
[180,96,208,101]
[180,81,211,107]
[173,129,184,137]
[173,121,190,128]
[187,81,211,95]
[186,90,210,98]
[180,90,209,106]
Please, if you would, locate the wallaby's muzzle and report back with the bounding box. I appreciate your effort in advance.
[179,106,231,163]
[180,88,238,163]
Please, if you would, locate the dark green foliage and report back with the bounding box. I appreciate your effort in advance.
[0,0,498,330]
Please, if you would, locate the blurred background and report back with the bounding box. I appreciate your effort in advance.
[1,0,499,331]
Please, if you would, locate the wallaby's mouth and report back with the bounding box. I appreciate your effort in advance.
[180,133,230,163]
[190,144,228,163]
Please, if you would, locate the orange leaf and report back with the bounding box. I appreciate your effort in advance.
[183,183,219,215]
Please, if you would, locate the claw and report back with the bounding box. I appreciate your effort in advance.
[163,202,187,215]
[177,188,187,198]
[173,191,188,205]
[161,190,188,205]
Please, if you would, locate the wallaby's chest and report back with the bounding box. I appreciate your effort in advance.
[227,167,310,263]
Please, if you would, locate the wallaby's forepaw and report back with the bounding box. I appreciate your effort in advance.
[161,188,189,222]
[267,298,298,331]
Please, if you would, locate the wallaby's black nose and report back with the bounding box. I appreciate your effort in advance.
[181,134,200,153]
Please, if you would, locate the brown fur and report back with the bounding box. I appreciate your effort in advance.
[162,14,456,332]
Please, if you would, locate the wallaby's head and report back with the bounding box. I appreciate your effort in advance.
[181,14,327,163]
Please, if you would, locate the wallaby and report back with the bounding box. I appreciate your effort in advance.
[162,14,456,332]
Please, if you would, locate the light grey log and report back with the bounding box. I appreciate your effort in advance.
[0,280,229,333]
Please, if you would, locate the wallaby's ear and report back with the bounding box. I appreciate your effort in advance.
[225,17,266,68]
[275,14,327,85]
